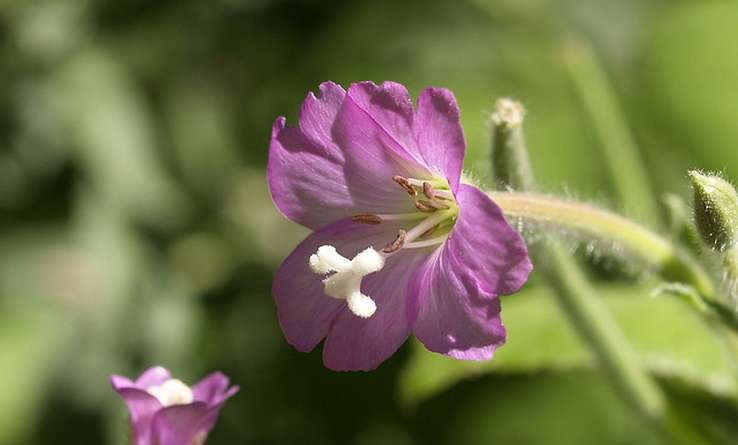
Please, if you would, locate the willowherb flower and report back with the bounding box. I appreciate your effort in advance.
[268,81,532,371]
[111,366,238,445]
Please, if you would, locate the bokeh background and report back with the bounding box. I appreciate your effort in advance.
[1,0,737,444]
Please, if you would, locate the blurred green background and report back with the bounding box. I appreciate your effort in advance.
[1,0,737,444]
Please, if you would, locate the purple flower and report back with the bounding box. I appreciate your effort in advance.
[268,81,532,371]
[111,367,238,445]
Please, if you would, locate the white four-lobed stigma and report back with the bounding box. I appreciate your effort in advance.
[147,378,194,407]
[309,245,385,318]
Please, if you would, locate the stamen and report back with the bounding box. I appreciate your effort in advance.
[392,175,417,196]
[420,182,452,209]
[420,224,439,239]
[382,230,407,253]
[418,199,450,210]
[405,235,450,249]
[404,209,454,244]
[405,178,445,188]
[434,189,455,201]
[309,173,460,317]
[422,182,436,199]
[415,201,438,213]
[352,213,382,224]
[375,212,425,221]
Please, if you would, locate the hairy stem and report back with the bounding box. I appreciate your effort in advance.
[539,244,666,418]
[489,89,721,443]
[489,191,716,300]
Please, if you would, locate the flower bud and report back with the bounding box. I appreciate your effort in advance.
[491,98,535,191]
[689,171,738,252]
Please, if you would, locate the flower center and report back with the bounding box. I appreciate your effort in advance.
[309,176,459,318]
[147,378,194,407]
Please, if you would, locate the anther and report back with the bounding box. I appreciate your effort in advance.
[352,213,382,224]
[422,182,435,199]
[415,201,437,213]
[393,175,417,196]
[418,199,450,210]
[382,230,407,253]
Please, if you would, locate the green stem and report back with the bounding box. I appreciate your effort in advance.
[662,193,702,252]
[489,191,716,300]
[488,93,723,443]
[539,244,723,444]
[538,243,666,419]
[561,38,660,224]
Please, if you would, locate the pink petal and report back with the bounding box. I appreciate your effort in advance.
[273,218,408,354]
[448,184,532,296]
[135,366,172,388]
[412,250,507,360]
[333,82,434,215]
[112,386,162,445]
[342,81,424,166]
[268,116,354,230]
[110,375,135,390]
[414,87,466,192]
[268,81,373,230]
[269,81,470,232]
[269,81,421,229]
[151,402,210,445]
[412,184,532,360]
[322,247,430,371]
[299,81,346,151]
[192,372,238,406]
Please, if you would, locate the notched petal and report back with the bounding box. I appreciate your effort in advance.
[414,87,466,192]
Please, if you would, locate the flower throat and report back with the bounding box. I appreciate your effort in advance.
[308,175,459,318]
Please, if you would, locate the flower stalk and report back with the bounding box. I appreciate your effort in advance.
[662,193,702,252]
[488,191,716,300]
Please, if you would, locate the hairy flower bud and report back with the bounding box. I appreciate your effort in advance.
[689,171,738,252]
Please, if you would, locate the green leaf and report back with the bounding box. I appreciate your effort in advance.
[399,283,738,406]
[413,371,664,445]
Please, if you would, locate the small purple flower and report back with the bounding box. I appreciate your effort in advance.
[111,366,238,445]
[268,81,532,371]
